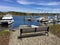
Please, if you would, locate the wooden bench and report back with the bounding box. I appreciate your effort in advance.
[19,26,49,38]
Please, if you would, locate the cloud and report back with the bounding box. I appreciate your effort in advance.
[0,5,35,13]
[0,5,60,13]
[37,2,60,5]
[17,0,34,5]
[35,7,60,13]
[0,6,21,12]
[17,0,60,6]
[36,7,52,10]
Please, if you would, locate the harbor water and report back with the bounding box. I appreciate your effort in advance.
[0,15,60,29]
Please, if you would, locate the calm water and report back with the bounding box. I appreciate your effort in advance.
[12,16,39,29]
[0,16,56,29]
[12,16,55,29]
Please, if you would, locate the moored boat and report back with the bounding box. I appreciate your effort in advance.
[0,14,14,25]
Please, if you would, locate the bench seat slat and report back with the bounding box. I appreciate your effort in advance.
[36,26,48,32]
[20,26,48,33]
[22,28,35,33]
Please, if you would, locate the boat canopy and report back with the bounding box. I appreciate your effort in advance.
[2,14,13,19]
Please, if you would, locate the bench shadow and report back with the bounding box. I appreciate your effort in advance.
[18,33,48,39]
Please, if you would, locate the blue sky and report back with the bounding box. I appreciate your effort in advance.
[0,0,60,13]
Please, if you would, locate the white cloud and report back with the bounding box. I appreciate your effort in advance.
[0,5,35,13]
[37,2,60,5]
[35,7,60,13]
[0,5,60,13]
[47,2,60,5]
[36,7,52,10]
[0,6,21,12]
[17,0,34,5]
[17,0,60,6]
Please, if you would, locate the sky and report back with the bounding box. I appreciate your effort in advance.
[0,0,60,13]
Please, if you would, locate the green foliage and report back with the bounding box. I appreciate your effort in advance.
[49,24,60,34]
[0,11,60,16]
[0,30,10,36]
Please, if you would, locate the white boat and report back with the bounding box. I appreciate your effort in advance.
[36,17,48,22]
[31,25,39,28]
[0,14,14,24]
[36,17,45,21]
[48,19,53,23]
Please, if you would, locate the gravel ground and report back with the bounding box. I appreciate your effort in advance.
[9,28,60,45]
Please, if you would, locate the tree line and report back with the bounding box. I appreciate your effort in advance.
[0,11,60,16]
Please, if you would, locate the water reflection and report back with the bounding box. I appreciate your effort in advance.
[0,24,13,30]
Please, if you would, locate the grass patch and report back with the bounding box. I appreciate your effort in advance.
[0,30,10,45]
[49,24,60,38]
[0,30,10,36]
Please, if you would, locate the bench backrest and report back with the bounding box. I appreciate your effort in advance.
[20,26,49,33]
[36,26,48,32]
[21,27,35,33]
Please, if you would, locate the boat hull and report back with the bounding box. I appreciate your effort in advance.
[0,20,14,25]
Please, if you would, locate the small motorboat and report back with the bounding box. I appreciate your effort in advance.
[0,14,14,25]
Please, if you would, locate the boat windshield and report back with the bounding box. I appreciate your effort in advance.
[2,19,12,20]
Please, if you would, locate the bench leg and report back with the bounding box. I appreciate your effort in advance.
[35,28,37,32]
[18,29,22,39]
[45,31,49,36]
[20,29,23,39]
[46,27,49,36]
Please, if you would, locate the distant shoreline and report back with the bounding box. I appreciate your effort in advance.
[0,11,60,16]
